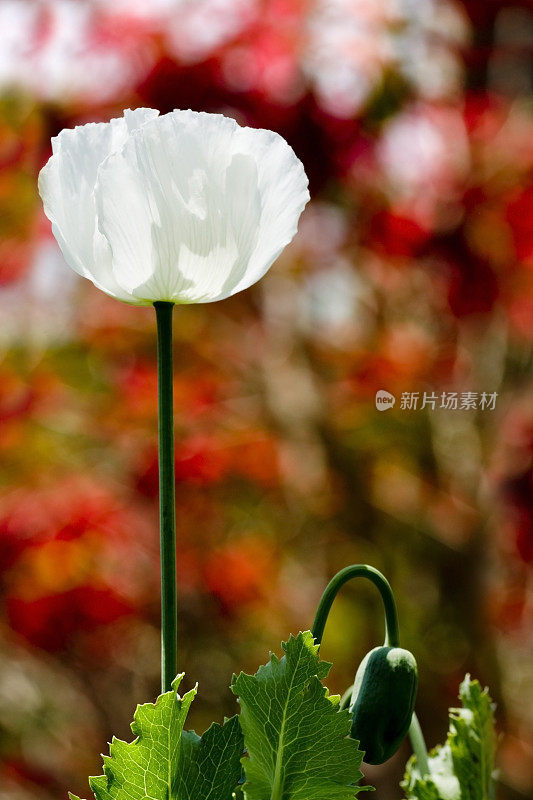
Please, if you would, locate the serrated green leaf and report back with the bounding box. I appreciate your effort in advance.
[70,674,243,800]
[176,716,244,799]
[231,631,368,800]
[449,676,496,800]
[88,674,195,800]
[402,675,497,800]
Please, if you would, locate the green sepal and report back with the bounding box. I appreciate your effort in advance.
[350,645,418,765]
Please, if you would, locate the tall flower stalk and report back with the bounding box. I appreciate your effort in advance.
[38,107,310,692]
[155,301,177,692]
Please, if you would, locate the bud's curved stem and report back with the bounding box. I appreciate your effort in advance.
[311,564,429,773]
[155,301,177,693]
[311,564,400,648]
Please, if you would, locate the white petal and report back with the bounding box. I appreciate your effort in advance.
[95,111,243,302]
[38,108,159,301]
[220,125,310,300]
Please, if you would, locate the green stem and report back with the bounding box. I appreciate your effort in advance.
[155,301,177,693]
[409,712,430,777]
[311,564,400,648]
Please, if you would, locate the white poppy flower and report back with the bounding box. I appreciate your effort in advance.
[38,107,310,305]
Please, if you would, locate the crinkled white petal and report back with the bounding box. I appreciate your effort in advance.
[94,109,309,304]
[40,108,309,305]
[220,124,310,300]
[38,108,159,302]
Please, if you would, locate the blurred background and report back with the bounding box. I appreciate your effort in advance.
[0,1,532,798]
